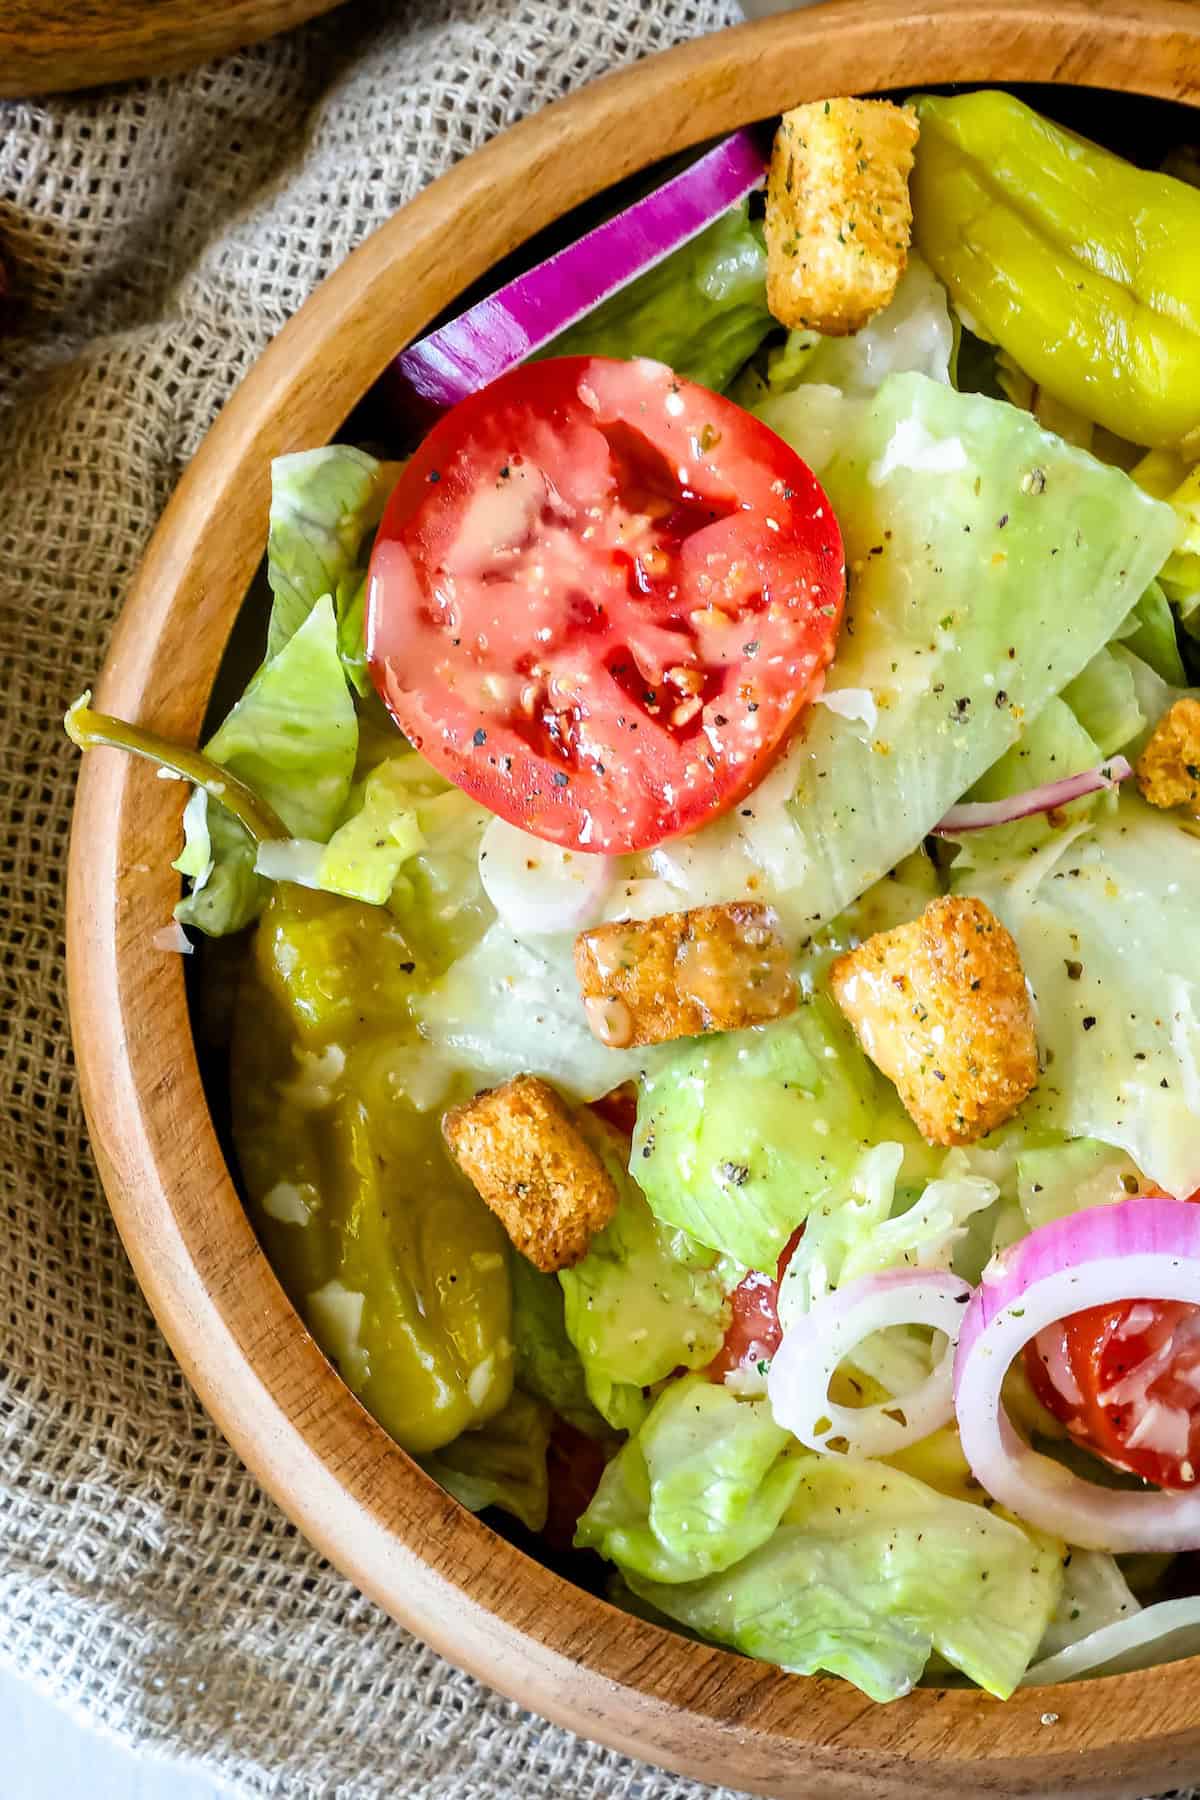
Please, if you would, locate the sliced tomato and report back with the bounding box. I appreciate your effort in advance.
[588,1081,639,1140]
[1024,1191,1200,1490]
[367,355,844,854]
[708,1226,804,1384]
[541,1418,610,1554]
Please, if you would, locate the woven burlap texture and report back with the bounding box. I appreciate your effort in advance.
[1,3,1197,1796]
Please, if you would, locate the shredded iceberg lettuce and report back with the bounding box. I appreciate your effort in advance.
[559,1125,733,1432]
[960,795,1200,1199]
[265,445,399,663]
[640,372,1174,935]
[593,1408,1062,1701]
[422,1389,552,1533]
[178,597,358,936]
[576,1375,803,1580]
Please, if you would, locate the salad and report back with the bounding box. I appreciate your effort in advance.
[69,88,1200,1703]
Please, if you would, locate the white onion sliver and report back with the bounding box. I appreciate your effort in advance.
[934,756,1132,836]
[151,921,193,956]
[1024,1595,1200,1686]
[479,814,614,936]
[768,1268,972,1458]
[813,687,878,731]
[954,1198,1200,1552]
[255,837,326,889]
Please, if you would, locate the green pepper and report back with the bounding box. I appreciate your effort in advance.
[231,884,513,1455]
[911,91,1200,452]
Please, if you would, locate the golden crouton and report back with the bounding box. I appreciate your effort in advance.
[442,1075,618,1272]
[1135,699,1200,817]
[765,97,918,336]
[830,896,1037,1147]
[574,902,796,1049]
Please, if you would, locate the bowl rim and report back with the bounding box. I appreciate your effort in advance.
[66,2,1200,1793]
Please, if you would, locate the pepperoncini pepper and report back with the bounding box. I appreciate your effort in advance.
[231,883,513,1455]
[910,90,1200,453]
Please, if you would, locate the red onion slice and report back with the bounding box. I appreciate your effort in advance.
[767,1268,972,1457]
[385,130,767,421]
[954,1198,1200,1551]
[934,756,1132,836]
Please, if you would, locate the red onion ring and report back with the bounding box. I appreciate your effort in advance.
[934,756,1132,836]
[954,1198,1200,1551]
[768,1268,972,1457]
[384,130,768,423]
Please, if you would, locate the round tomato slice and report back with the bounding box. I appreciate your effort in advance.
[1024,1191,1200,1490]
[367,356,845,854]
[708,1226,804,1384]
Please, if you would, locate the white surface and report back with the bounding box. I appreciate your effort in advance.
[1,1664,226,1800]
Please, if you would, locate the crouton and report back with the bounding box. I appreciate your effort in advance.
[829,896,1037,1147]
[1136,699,1200,817]
[765,97,918,336]
[442,1074,618,1272]
[574,901,796,1049]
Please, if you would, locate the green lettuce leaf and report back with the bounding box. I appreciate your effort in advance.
[764,254,953,398]
[645,373,1174,936]
[414,922,665,1099]
[560,1122,733,1432]
[634,994,925,1272]
[547,199,772,395]
[619,1451,1062,1701]
[178,597,358,936]
[576,1376,803,1581]
[510,1255,608,1440]
[1015,1138,1146,1233]
[1061,647,1143,757]
[1115,582,1187,688]
[960,794,1200,1199]
[423,1389,552,1533]
[266,446,397,662]
[949,696,1104,871]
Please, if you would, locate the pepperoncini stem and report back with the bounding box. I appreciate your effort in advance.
[65,691,288,845]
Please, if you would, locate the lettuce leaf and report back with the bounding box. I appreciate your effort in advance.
[266,446,397,662]
[559,1119,733,1432]
[414,921,664,1100]
[1115,581,1187,687]
[1015,1138,1145,1233]
[576,1377,803,1581]
[617,1448,1062,1701]
[766,254,953,397]
[948,696,1104,871]
[634,997,892,1272]
[1061,647,1143,757]
[423,1389,552,1533]
[510,1255,608,1440]
[177,597,358,936]
[547,199,772,396]
[960,795,1200,1199]
[646,373,1174,936]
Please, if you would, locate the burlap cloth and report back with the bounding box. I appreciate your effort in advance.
[0,3,1196,1795]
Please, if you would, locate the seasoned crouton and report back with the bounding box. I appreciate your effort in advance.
[1136,699,1200,817]
[765,97,918,336]
[830,896,1037,1147]
[574,901,796,1049]
[442,1074,618,1272]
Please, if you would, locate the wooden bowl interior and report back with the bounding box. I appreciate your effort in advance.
[67,6,1200,1795]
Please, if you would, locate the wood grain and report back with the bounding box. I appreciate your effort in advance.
[66,3,1200,1794]
[0,0,347,98]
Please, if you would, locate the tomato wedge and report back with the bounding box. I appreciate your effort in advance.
[1025,1191,1200,1490]
[709,1226,804,1383]
[367,356,844,854]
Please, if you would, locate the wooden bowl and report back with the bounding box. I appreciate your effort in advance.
[0,0,348,98]
[66,3,1200,1794]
